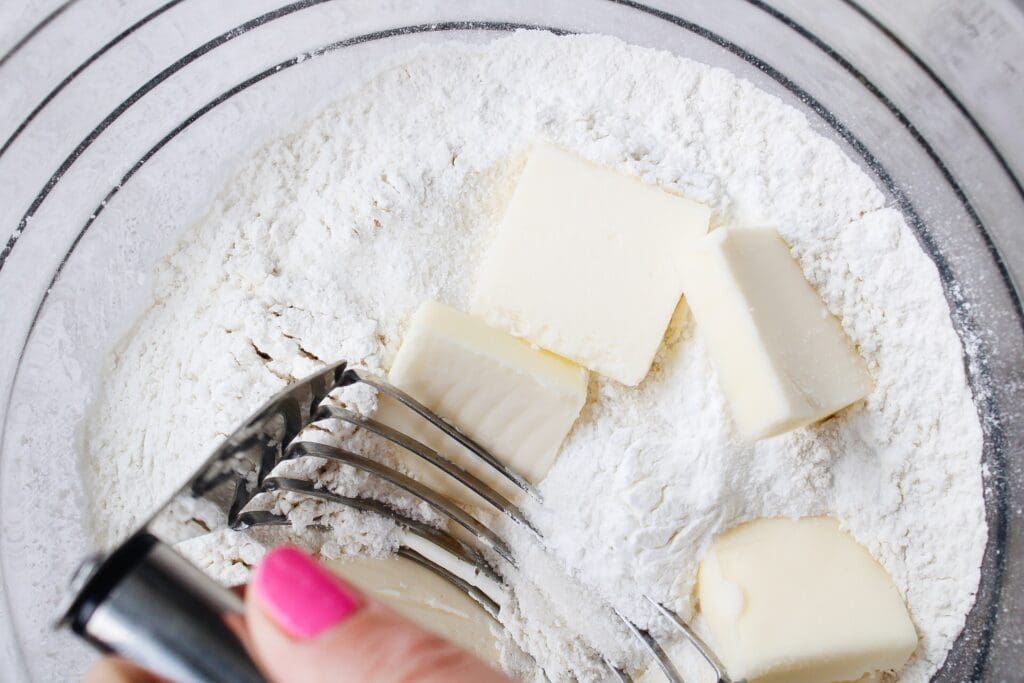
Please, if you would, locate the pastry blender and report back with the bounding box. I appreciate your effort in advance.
[57,361,736,683]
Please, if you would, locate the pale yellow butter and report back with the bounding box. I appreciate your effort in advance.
[472,143,711,386]
[327,555,500,663]
[681,226,872,439]
[385,301,587,505]
[697,517,918,683]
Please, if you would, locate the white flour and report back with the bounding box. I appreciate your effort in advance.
[82,32,986,682]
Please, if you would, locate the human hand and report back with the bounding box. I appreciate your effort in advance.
[84,546,513,683]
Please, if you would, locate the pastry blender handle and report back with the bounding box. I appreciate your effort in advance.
[58,532,266,683]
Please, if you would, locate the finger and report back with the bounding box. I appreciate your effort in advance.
[83,657,159,683]
[245,546,512,683]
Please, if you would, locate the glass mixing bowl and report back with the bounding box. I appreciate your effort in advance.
[1,1,1021,680]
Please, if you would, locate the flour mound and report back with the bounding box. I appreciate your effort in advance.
[83,32,985,681]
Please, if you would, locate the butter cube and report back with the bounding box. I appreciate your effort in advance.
[697,517,918,683]
[327,555,499,663]
[386,301,587,500]
[681,227,872,439]
[473,144,711,386]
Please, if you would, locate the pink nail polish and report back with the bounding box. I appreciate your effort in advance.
[252,546,362,639]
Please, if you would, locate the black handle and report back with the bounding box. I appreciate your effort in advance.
[61,533,266,683]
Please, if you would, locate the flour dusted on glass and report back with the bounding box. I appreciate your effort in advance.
[83,32,986,682]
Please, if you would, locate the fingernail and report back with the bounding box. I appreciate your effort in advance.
[252,546,362,639]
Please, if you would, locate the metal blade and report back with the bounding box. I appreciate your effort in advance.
[138,360,354,547]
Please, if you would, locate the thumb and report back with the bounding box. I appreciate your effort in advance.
[245,546,513,683]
